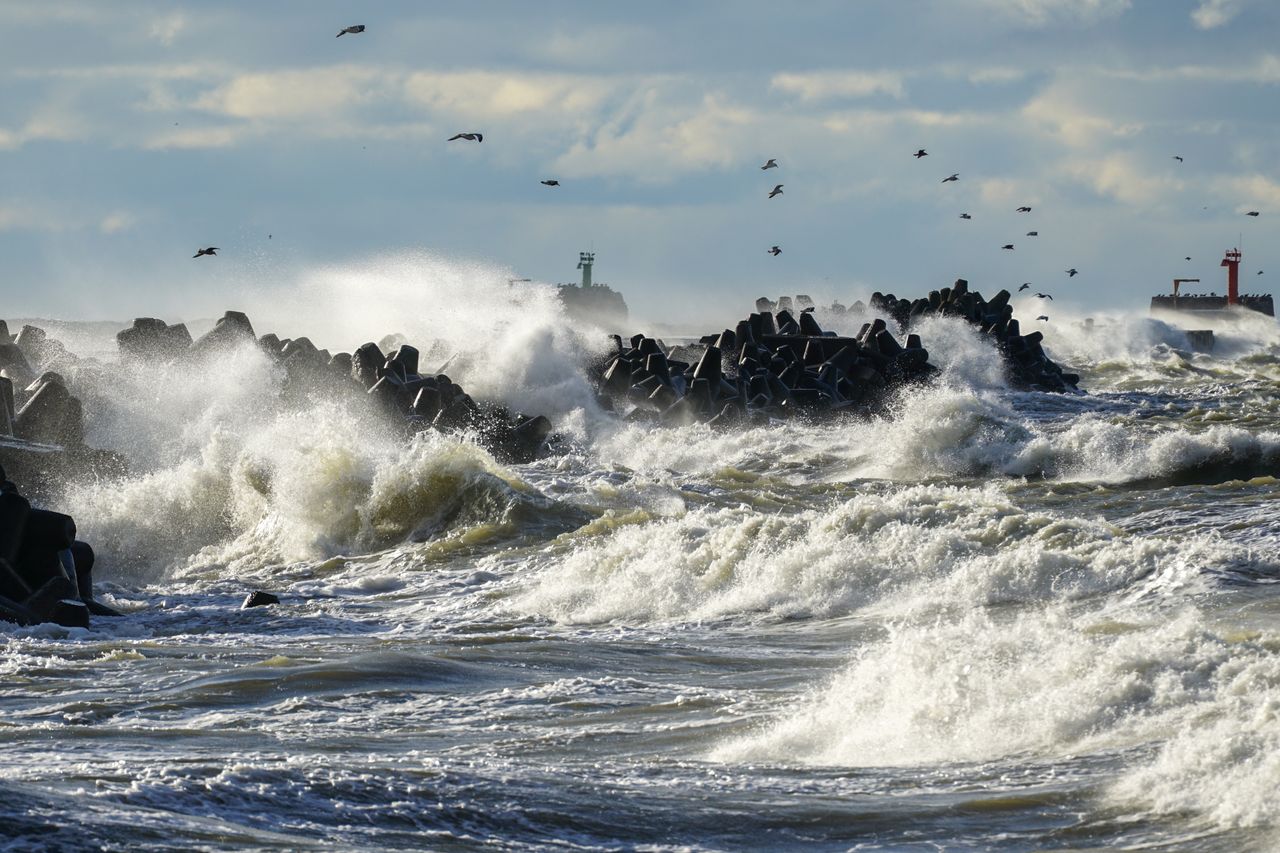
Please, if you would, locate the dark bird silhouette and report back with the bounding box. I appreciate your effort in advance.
[1036,293,1053,300]
[1016,206,1032,213]
[1246,211,1260,216]
[914,149,928,158]
[1026,231,1039,236]
[761,158,778,170]
[540,179,560,186]
[1002,244,1015,250]
[336,25,365,37]
[1018,283,1030,292]
[768,246,781,256]
[447,132,483,142]
[1185,256,1192,260]
[942,173,959,183]
[1037,315,1049,322]
[193,247,218,258]
[1259,270,1265,275]
[768,184,783,198]
[1066,268,1079,277]
[959,213,972,219]
[1173,155,1183,162]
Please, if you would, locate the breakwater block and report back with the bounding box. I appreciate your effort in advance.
[242,590,280,609]
[870,279,1083,393]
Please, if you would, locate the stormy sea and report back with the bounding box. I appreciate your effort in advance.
[3,253,1279,852]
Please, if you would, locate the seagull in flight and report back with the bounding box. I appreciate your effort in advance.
[1185,256,1192,261]
[768,246,781,256]
[1246,210,1260,216]
[768,184,784,198]
[914,149,928,158]
[1259,270,1265,275]
[1018,283,1031,292]
[942,173,959,183]
[1173,155,1183,162]
[540,179,560,186]
[1065,268,1079,277]
[448,132,483,142]
[761,158,778,170]
[336,25,365,37]
[1036,293,1053,300]
[1037,315,1049,322]
[1002,244,1015,250]
[1016,206,1032,213]
[959,213,972,220]
[193,247,219,258]
[1026,231,1039,236]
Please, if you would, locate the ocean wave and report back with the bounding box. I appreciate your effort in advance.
[713,606,1280,833]
[508,483,1236,624]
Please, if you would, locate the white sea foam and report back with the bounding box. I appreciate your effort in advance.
[509,483,1237,625]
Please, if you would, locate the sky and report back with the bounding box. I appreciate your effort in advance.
[1,0,1278,326]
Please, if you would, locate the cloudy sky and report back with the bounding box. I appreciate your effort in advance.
[2,0,1278,324]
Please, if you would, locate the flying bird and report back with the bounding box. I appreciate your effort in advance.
[1036,293,1053,300]
[1066,268,1079,277]
[1173,155,1183,162]
[193,247,218,258]
[1259,270,1265,275]
[1037,315,1049,322]
[768,246,781,256]
[1018,283,1030,292]
[1185,256,1192,261]
[1002,244,1015,250]
[336,25,365,37]
[540,179,560,186]
[942,173,959,183]
[1016,206,1032,213]
[914,149,928,158]
[447,132,483,142]
[959,213,972,220]
[1026,231,1039,236]
[768,184,784,198]
[761,158,778,170]
[1246,211,1260,216]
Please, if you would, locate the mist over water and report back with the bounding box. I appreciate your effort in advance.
[7,251,1280,851]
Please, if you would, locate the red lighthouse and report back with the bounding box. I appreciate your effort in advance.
[1220,248,1241,305]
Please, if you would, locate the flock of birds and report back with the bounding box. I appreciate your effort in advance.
[189,22,1269,321]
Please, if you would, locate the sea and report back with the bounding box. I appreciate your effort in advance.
[3,254,1279,851]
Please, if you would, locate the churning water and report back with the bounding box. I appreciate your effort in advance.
[4,252,1280,851]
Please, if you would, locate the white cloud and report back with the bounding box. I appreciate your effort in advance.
[99,212,136,234]
[144,125,246,150]
[403,71,616,120]
[0,111,87,150]
[1192,0,1249,29]
[980,0,1132,26]
[148,12,187,46]
[0,204,70,232]
[978,178,1038,206]
[1221,174,1280,210]
[965,67,1028,85]
[552,91,757,181]
[770,71,905,101]
[1061,153,1183,205]
[194,66,393,119]
[1022,88,1143,148]
[1104,54,1280,84]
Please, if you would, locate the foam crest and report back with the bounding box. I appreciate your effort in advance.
[711,611,1274,770]
[509,484,1229,624]
[63,352,538,580]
